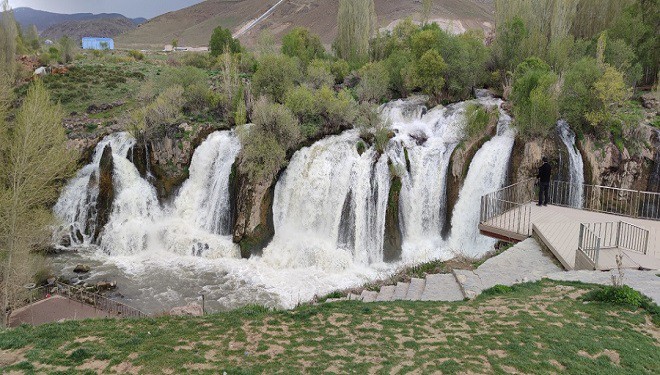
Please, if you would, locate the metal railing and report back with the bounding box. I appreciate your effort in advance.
[11,282,147,319]
[480,178,536,237]
[551,181,660,220]
[578,223,601,268]
[583,221,649,255]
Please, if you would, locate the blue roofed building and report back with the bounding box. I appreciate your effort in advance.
[82,37,115,50]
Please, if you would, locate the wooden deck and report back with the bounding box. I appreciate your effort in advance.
[480,203,660,270]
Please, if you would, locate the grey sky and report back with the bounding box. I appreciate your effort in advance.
[7,0,204,18]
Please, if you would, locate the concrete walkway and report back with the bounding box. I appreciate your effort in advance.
[329,238,660,304]
[9,295,112,327]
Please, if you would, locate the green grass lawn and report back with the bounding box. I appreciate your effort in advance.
[1,280,658,374]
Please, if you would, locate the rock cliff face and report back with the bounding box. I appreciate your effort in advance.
[94,145,114,243]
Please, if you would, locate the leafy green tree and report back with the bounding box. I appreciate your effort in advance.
[285,86,321,136]
[251,97,301,151]
[0,80,75,327]
[385,49,414,97]
[252,54,301,102]
[334,0,377,65]
[511,57,559,137]
[209,26,241,57]
[281,27,325,66]
[59,36,75,63]
[493,17,528,73]
[585,65,631,129]
[559,57,602,132]
[0,0,18,80]
[445,31,490,99]
[421,0,433,24]
[305,60,335,89]
[238,131,286,182]
[413,49,447,99]
[357,61,390,103]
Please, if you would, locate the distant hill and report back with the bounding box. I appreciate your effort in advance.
[40,18,140,43]
[11,7,146,32]
[117,0,494,50]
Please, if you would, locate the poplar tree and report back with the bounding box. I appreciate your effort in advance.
[334,0,377,65]
[0,0,17,80]
[0,80,75,327]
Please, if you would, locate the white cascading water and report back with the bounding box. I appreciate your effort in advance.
[449,99,516,258]
[384,99,466,261]
[263,132,390,271]
[57,131,241,259]
[54,132,136,246]
[557,120,585,207]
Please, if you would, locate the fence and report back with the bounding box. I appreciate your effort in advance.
[480,178,536,237]
[10,282,147,319]
[578,223,601,268]
[480,180,660,241]
[582,221,649,255]
[551,181,660,220]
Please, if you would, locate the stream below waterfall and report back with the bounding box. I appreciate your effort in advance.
[50,95,581,314]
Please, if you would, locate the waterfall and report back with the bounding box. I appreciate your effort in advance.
[649,130,660,192]
[557,120,585,207]
[449,101,516,258]
[384,99,465,261]
[56,131,241,259]
[263,132,390,270]
[54,132,136,246]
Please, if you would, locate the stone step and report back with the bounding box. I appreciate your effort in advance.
[376,285,396,302]
[348,293,363,301]
[393,282,410,300]
[419,274,465,302]
[405,278,426,300]
[361,290,379,303]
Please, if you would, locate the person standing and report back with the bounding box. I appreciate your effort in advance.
[537,157,551,206]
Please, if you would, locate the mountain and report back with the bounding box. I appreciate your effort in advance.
[11,7,146,32]
[40,18,140,43]
[116,0,494,49]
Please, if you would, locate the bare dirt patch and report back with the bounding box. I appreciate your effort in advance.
[0,347,31,366]
[578,349,621,365]
[110,362,142,374]
[77,359,110,373]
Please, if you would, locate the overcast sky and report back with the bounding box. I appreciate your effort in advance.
[7,0,204,18]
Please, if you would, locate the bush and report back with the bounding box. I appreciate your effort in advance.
[281,27,325,66]
[128,50,145,61]
[209,26,241,56]
[482,284,514,296]
[357,61,390,103]
[252,54,302,102]
[413,49,447,99]
[148,66,211,112]
[285,86,321,132]
[251,97,301,151]
[306,61,334,89]
[180,53,211,69]
[583,285,645,307]
[511,57,559,137]
[464,103,495,138]
[239,130,286,182]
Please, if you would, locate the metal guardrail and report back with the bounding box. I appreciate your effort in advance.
[583,221,649,255]
[11,282,147,319]
[578,223,601,268]
[480,180,659,240]
[480,178,536,237]
[551,181,660,220]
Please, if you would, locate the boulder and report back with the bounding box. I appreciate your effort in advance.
[73,264,91,273]
[169,302,203,316]
[96,281,117,291]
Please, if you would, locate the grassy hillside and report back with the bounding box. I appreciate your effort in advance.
[1,280,658,374]
[116,0,494,50]
[41,18,140,43]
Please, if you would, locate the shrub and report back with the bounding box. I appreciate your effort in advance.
[239,130,286,182]
[148,66,211,111]
[306,61,334,89]
[209,26,241,56]
[413,49,447,99]
[583,285,644,307]
[281,27,325,66]
[128,50,145,61]
[285,86,321,130]
[252,54,302,102]
[251,97,301,151]
[180,53,211,69]
[356,61,390,103]
[482,284,514,296]
[331,59,350,84]
[511,57,559,138]
[464,103,495,138]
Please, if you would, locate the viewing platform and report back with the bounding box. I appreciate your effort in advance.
[479,180,660,271]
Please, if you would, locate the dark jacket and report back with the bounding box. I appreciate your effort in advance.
[537,162,551,184]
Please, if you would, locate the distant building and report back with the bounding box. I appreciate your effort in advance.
[81,37,114,50]
[44,39,54,46]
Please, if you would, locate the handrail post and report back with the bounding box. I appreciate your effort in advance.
[615,221,621,248]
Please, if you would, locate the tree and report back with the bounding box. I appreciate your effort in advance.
[585,65,631,129]
[422,0,433,24]
[357,61,390,103]
[559,57,602,131]
[59,36,75,63]
[334,0,377,65]
[413,49,447,99]
[493,16,528,73]
[281,27,325,66]
[511,57,559,137]
[252,54,301,102]
[26,25,39,51]
[0,80,75,327]
[209,26,241,57]
[0,0,18,80]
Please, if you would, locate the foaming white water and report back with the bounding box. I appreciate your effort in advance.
[557,120,585,207]
[263,132,390,270]
[54,132,136,246]
[449,102,516,258]
[384,100,466,261]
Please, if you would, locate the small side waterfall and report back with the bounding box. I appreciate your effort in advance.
[449,102,516,258]
[54,133,136,246]
[649,129,660,192]
[557,120,585,207]
[56,131,241,259]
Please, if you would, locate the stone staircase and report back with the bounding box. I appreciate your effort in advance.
[325,238,565,304]
[327,273,467,303]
